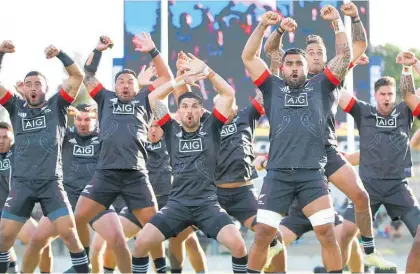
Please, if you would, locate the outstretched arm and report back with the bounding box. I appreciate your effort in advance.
[321,5,353,83]
[45,45,84,100]
[0,40,16,100]
[263,18,297,76]
[411,130,420,150]
[133,32,173,89]
[341,2,367,64]
[397,52,420,114]
[83,36,113,95]
[241,11,280,82]
[343,151,360,166]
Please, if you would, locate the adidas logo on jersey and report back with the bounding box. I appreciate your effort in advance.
[376,116,396,128]
[179,138,203,153]
[22,116,46,131]
[221,123,237,137]
[0,159,10,170]
[113,103,135,114]
[285,93,308,107]
[73,145,94,156]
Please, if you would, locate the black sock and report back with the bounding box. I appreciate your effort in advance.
[328,270,343,273]
[269,237,278,247]
[154,257,167,273]
[0,251,10,273]
[70,251,89,273]
[171,268,183,273]
[132,256,149,273]
[8,260,18,273]
[361,235,375,254]
[103,266,115,273]
[232,255,247,273]
[246,269,260,273]
[84,246,90,263]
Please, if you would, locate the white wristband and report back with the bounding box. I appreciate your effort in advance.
[332,19,345,34]
[171,79,186,89]
[402,65,413,76]
[203,66,211,76]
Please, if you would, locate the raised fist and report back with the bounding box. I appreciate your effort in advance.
[97,36,114,52]
[320,5,340,21]
[280,17,297,32]
[133,32,156,53]
[0,40,15,54]
[44,45,60,59]
[340,2,358,18]
[261,11,281,27]
[396,51,418,66]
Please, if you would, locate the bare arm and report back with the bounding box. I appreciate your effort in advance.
[242,12,280,81]
[0,40,16,99]
[400,67,419,111]
[341,2,367,63]
[411,130,420,150]
[322,6,353,82]
[209,73,235,118]
[263,28,284,76]
[343,150,360,166]
[173,52,191,104]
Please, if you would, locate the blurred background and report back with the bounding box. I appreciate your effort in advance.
[1,0,420,272]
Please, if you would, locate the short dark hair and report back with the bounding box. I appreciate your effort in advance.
[374,76,396,92]
[115,69,137,83]
[24,71,47,83]
[282,48,306,62]
[0,122,13,133]
[75,103,96,112]
[305,35,325,47]
[178,92,203,108]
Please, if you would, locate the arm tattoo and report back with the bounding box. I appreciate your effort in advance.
[152,100,169,121]
[328,42,352,79]
[255,90,264,108]
[64,84,73,93]
[401,74,416,98]
[83,73,99,90]
[264,29,284,75]
[352,21,367,43]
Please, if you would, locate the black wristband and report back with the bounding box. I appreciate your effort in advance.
[261,159,267,169]
[84,49,102,75]
[149,48,160,59]
[276,24,285,35]
[351,16,360,24]
[56,51,74,67]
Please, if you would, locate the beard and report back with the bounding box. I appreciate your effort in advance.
[26,94,45,107]
[285,74,306,89]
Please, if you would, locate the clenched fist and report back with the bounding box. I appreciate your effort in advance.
[44,45,60,59]
[320,5,340,21]
[261,11,281,27]
[0,40,15,54]
[341,2,358,18]
[97,36,114,52]
[396,51,418,66]
[279,17,297,32]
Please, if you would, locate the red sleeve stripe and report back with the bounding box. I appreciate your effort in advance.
[253,69,271,87]
[250,97,265,116]
[0,91,12,105]
[148,85,155,93]
[59,89,74,103]
[348,62,355,69]
[213,108,228,124]
[413,103,420,117]
[343,97,357,113]
[324,67,340,86]
[90,83,104,98]
[157,113,171,127]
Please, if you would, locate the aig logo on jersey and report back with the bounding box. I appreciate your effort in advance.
[113,103,135,115]
[73,145,94,156]
[221,123,237,137]
[376,116,397,128]
[0,159,10,170]
[179,138,203,153]
[148,142,162,150]
[22,116,46,131]
[285,93,308,107]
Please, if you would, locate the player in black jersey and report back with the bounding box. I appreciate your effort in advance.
[242,7,353,272]
[0,40,89,273]
[75,35,172,273]
[131,55,248,274]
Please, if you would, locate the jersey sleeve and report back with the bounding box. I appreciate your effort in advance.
[252,70,277,103]
[0,91,23,117]
[343,97,370,127]
[142,85,155,116]
[321,67,342,92]
[56,88,76,110]
[89,82,112,111]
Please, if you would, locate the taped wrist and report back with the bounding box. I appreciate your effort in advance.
[84,49,102,75]
[56,51,74,67]
[332,18,345,34]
